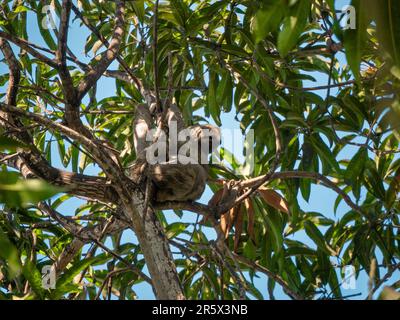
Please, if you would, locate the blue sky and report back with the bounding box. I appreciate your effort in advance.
[1,0,398,300]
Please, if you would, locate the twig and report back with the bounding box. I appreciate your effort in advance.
[0,102,125,182]
[216,60,283,213]
[210,242,247,300]
[94,268,130,300]
[232,253,303,300]
[240,171,364,216]
[91,239,152,285]
[166,52,174,107]
[366,263,400,299]
[0,31,58,68]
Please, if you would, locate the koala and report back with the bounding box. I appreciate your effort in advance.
[130,103,220,202]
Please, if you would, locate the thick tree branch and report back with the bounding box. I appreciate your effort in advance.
[154,201,213,217]
[0,39,19,106]
[0,38,33,144]
[1,151,117,203]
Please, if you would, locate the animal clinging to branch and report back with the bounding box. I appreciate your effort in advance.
[130,103,221,202]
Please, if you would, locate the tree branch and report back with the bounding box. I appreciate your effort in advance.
[232,253,304,300]
[154,200,213,217]
[38,203,152,286]
[216,60,283,213]
[76,0,125,101]
[0,102,126,183]
[366,263,400,299]
[0,38,33,144]
[0,31,58,68]
[240,171,364,215]
[70,3,153,104]
[1,151,117,203]
[56,0,71,66]
[0,39,19,106]
[152,0,161,113]
[56,0,77,106]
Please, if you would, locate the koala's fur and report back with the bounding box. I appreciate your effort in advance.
[130,104,220,202]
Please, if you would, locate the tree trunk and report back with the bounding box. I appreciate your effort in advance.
[123,204,185,300]
[119,182,185,299]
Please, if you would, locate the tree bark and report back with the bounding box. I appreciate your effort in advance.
[118,183,185,300]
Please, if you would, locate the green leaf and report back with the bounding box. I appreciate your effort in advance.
[343,0,371,80]
[364,163,386,200]
[264,212,283,254]
[286,246,316,257]
[0,136,27,151]
[50,257,100,299]
[132,0,145,23]
[165,222,188,239]
[251,2,283,43]
[0,172,63,207]
[277,2,311,57]
[365,0,400,68]
[328,268,342,298]
[243,239,257,260]
[304,221,335,256]
[217,70,233,113]
[310,135,341,174]
[345,147,367,199]
[324,0,335,11]
[22,260,45,299]
[0,227,22,279]
[334,185,351,215]
[207,70,221,126]
[71,146,79,173]
[14,5,29,14]
[35,2,57,51]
